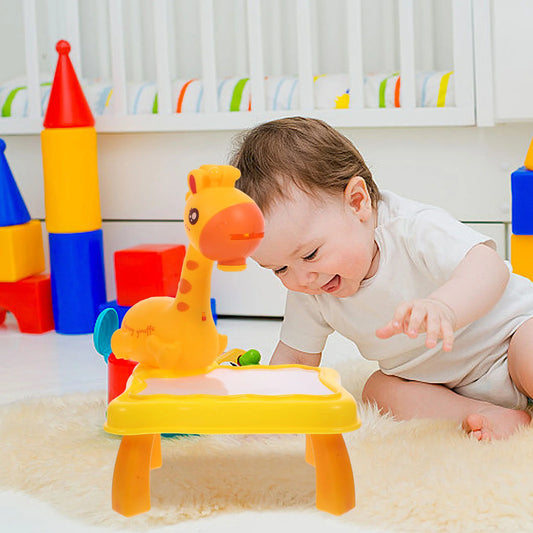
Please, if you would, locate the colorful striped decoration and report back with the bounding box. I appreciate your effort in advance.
[0,71,455,118]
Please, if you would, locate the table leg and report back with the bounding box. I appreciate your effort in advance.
[309,434,355,516]
[112,434,157,516]
[305,434,315,466]
[151,434,162,469]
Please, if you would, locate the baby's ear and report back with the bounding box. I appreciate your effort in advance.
[345,176,371,214]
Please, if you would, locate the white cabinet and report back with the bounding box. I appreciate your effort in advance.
[492,1,533,121]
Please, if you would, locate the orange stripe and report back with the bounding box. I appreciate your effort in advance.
[177,79,197,113]
[248,94,252,111]
[394,76,401,108]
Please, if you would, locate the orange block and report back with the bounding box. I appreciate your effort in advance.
[511,234,533,281]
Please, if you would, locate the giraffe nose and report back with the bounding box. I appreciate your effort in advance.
[199,202,264,270]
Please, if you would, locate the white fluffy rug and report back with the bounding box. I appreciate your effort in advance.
[2,359,533,533]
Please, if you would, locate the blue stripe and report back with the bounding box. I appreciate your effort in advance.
[23,89,28,117]
[96,86,112,115]
[133,82,152,114]
[420,73,432,108]
[196,86,203,112]
[217,78,228,110]
[272,77,287,111]
[287,79,299,110]
[41,86,51,114]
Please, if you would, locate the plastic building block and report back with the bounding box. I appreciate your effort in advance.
[98,300,130,328]
[49,229,107,334]
[511,234,533,282]
[41,40,101,234]
[43,41,95,128]
[0,219,45,282]
[0,274,54,333]
[0,139,31,227]
[511,166,533,235]
[41,127,102,233]
[114,244,186,307]
[525,138,533,171]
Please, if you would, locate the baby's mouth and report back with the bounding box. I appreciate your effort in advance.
[321,275,341,293]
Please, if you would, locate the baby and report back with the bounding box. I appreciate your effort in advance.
[231,116,533,441]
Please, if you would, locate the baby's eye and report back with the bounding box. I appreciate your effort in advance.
[274,266,287,276]
[303,248,318,261]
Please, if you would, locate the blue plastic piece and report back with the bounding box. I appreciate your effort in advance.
[511,166,533,235]
[49,229,107,334]
[210,297,217,324]
[93,308,119,362]
[98,300,130,327]
[0,138,31,227]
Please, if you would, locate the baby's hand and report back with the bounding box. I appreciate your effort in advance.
[375,298,457,351]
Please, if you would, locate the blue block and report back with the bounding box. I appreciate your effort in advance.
[511,166,533,235]
[210,297,217,324]
[0,139,31,226]
[98,300,130,327]
[49,230,107,334]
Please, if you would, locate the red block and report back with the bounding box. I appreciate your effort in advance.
[0,274,55,333]
[114,244,186,306]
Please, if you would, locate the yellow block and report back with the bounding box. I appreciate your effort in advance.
[511,234,533,281]
[525,137,533,171]
[0,219,45,282]
[41,127,102,233]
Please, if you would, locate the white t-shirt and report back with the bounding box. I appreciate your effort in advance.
[280,190,533,409]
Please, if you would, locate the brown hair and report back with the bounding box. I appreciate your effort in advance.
[230,117,381,215]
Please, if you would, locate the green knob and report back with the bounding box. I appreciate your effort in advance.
[237,349,261,366]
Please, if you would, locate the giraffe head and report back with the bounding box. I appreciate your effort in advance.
[184,165,264,271]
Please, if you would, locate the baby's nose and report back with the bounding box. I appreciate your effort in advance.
[295,269,318,287]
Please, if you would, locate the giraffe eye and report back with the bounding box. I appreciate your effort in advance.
[188,208,199,225]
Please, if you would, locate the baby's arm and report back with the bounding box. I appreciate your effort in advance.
[376,243,510,351]
[269,340,322,366]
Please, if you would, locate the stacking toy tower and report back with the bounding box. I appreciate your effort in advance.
[41,40,106,334]
[511,138,533,282]
[0,139,54,333]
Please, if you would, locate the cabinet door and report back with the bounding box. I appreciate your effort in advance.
[492,0,533,121]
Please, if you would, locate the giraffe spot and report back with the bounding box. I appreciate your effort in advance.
[186,260,199,270]
[177,302,189,312]
[179,279,192,293]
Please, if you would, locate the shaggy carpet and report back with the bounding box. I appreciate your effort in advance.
[2,359,533,533]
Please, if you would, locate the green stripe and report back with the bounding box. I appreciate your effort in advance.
[152,93,158,114]
[2,86,25,117]
[2,82,52,117]
[230,78,249,112]
[378,73,398,108]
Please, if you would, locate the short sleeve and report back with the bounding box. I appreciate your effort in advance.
[280,290,334,353]
[406,207,495,284]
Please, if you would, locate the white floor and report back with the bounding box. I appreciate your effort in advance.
[0,313,385,533]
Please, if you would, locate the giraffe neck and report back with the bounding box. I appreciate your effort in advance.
[174,244,214,321]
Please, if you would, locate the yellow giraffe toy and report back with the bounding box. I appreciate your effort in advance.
[109,165,264,375]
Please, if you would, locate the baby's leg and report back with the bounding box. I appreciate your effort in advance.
[362,370,530,440]
[508,317,533,400]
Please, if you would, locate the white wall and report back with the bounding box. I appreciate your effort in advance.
[2,122,531,316]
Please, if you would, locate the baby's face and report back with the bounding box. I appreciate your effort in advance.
[252,179,379,298]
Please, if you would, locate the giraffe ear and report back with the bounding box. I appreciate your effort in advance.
[188,173,198,195]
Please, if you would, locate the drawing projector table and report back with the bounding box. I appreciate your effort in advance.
[105,363,361,517]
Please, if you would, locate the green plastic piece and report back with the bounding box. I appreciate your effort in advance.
[237,349,261,366]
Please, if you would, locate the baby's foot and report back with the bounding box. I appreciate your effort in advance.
[462,407,531,441]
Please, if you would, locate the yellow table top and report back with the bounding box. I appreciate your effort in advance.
[104,364,360,435]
